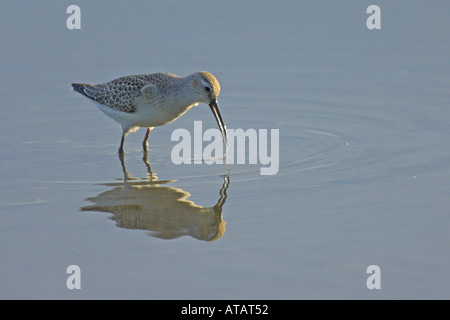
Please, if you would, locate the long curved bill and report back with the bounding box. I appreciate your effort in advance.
[209,99,228,146]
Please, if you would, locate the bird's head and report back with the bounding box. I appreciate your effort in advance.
[191,72,227,145]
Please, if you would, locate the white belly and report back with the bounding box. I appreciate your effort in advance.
[93,101,197,132]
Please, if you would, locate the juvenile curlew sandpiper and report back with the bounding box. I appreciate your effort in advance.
[72,71,227,154]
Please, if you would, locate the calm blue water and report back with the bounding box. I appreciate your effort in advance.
[0,1,449,299]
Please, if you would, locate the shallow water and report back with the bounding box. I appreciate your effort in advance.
[0,1,449,299]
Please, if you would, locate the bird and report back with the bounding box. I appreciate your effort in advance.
[71,71,227,154]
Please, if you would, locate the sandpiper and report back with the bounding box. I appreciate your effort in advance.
[71,71,227,154]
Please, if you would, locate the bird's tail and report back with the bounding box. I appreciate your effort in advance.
[71,83,105,100]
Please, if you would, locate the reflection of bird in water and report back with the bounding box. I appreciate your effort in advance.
[81,153,230,241]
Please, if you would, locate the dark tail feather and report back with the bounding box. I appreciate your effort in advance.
[71,83,87,95]
[71,83,104,100]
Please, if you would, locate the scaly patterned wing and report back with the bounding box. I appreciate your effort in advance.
[72,73,180,113]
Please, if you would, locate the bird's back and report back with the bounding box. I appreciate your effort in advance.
[71,73,181,113]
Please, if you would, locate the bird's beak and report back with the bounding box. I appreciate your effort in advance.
[209,99,228,145]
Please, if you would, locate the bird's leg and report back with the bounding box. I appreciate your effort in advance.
[118,150,128,181]
[142,127,152,151]
[118,134,125,154]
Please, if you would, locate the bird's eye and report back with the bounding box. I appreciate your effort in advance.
[204,86,211,92]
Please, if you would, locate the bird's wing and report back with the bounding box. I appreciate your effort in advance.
[73,76,150,113]
[140,82,158,99]
[138,73,181,107]
[73,73,180,113]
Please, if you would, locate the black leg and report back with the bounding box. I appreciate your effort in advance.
[142,127,151,151]
[118,134,125,154]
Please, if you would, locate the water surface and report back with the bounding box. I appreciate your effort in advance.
[0,1,449,299]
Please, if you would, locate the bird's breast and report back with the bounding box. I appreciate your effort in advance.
[135,100,197,127]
